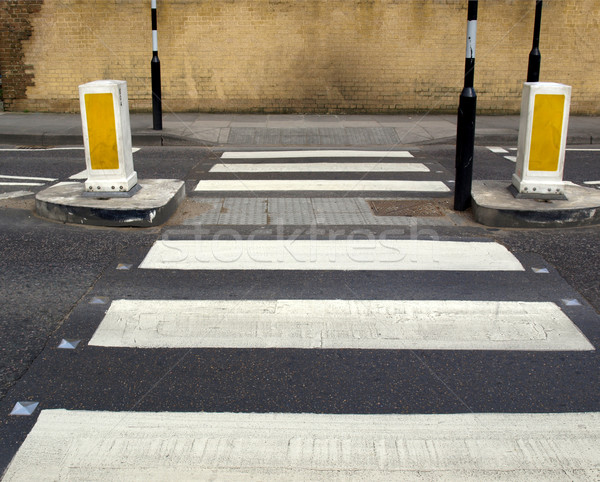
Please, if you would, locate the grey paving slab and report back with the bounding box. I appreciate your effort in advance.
[182,198,222,225]
[311,198,363,214]
[267,198,316,226]
[314,211,367,225]
[278,128,307,145]
[219,197,267,225]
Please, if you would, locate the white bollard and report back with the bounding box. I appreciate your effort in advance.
[79,80,138,194]
[512,82,571,199]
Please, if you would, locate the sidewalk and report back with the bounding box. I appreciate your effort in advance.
[0,112,598,147]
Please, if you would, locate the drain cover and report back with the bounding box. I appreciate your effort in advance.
[368,199,451,217]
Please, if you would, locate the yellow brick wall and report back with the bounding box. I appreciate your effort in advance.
[4,0,600,114]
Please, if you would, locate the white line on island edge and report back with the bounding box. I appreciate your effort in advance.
[89,299,593,351]
[0,174,57,182]
[210,162,430,173]
[221,150,413,159]
[139,239,524,271]
[195,180,450,192]
[5,410,600,480]
[0,182,45,187]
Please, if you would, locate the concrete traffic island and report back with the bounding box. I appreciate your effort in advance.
[35,179,185,227]
[471,180,600,228]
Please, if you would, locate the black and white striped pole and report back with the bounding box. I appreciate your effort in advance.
[151,0,162,130]
[454,0,478,211]
[527,0,543,82]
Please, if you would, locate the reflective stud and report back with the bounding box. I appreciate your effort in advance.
[532,267,550,274]
[116,263,133,270]
[562,299,582,306]
[10,401,39,416]
[57,339,81,349]
[89,296,109,305]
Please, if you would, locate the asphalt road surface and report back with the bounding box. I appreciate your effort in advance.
[1,145,599,479]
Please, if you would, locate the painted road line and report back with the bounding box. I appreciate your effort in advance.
[221,150,413,159]
[504,156,517,163]
[89,299,593,351]
[0,190,33,200]
[0,147,140,152]
[0,182,45,187]
[210,162,430,173]
[69,170,88,180]
[139,239,524,271]
[194,180,450,192]
[487,146,509,154]
[0,174,57,182]
[566,148,600,152]
[584,181,600,185]
[5,410,600,480]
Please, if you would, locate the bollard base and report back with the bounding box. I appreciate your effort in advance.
[36,179,185,227]
[507,184,567,201]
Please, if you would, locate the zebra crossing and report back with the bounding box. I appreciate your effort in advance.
[3,149,600,479]
[194,149,451,195]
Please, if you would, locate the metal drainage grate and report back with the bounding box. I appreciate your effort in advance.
[368,199,452,217]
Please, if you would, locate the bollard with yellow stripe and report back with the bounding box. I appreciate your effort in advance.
[512,82,571,199]
[79,80,138,194]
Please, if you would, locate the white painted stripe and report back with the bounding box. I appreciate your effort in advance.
[466,20,477,58]
[583,181,600,185]
[0,190,33,200]
[69,170,88,180]
[487,146,508,154]
[0,182,45,187]
[6,410,600,480]
[139,239,524,271]
[566,148,600,151]
[0,147,139,152]
[195,180,450,192]
[0,174,56,182]
[152,30,158,51]
[89,299,593,351]
[210,162,430,173]
[504,156,517,163]
[221,150,413,159]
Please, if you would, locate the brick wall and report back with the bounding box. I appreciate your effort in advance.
[1,0,599,114]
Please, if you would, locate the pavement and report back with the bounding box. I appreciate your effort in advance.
[0,111,599,147]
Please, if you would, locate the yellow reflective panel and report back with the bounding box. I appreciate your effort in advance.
[85,93,119,170]
[529,94,565,172]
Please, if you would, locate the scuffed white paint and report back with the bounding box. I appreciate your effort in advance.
[139,239,524,271]
[89,299,594,351]
[4,410,600,480]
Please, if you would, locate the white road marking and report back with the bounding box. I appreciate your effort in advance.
[566,148,600,152]
[0,190,33,200]
[194,180,450,192]
[69,170,88,180]
[5,410,600,480]
[210,162,430,173]
[0,182,45,187]
[487,146,509,154]
[504,156,517,163]
[0,147,140,152]
[583,181,600,185]
[139,239,524,271]
[0,174,56,182]
[221,150,413,159]
[90,299,593,351]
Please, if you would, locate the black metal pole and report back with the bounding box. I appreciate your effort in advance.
[151,0,162,130]
[454,0,478,211]
[527,0,543,82]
